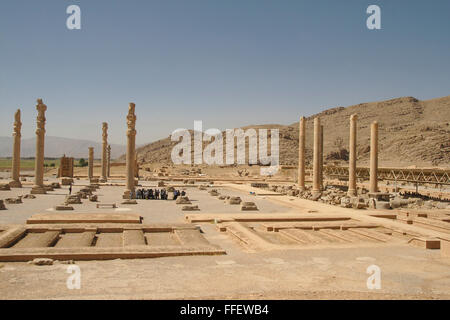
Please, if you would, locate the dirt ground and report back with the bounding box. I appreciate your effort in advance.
[1,177,450,300]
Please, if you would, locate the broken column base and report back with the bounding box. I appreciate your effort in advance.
[8,181,22,188]
[311,192,322,201]
[122,190,135,200]
[241,202,258,211]
[54,205,74,211]
[122,199,138,205]
[30,186,47,195]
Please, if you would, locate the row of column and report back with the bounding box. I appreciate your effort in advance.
[9,99,135,200]
[297,115,379,195]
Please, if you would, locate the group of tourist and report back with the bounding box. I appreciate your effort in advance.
[135,188,186,200]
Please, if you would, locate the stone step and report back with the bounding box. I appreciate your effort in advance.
[55,232,96,248]
[412,217,450,232]
[13,231,60,248]
[317,229,377,243]
[174,229,210,246]
[349,228,394,243]
[279,229,330,244]
[123,230,146,246]
[145,232,181,246]
[95,233,123,247]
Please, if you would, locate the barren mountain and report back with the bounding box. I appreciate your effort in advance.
[121,95,450,168]
[0,136,126,159]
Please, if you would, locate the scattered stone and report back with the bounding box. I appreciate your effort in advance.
[44,185,54,192]
[218,195,227,200]
[209,189,220,196]
[251,183,269,188]
[158,181,165,187]
[351,196,368,209]
[29,258,54,266]
[50,182,61,189]
[311,192,322,201]
[23,194,36,199]
[55,205,74,211]
[89,195,98,202]
[228,197,242,205]
[340,197,352,208]
[198,185,207,190]
[65,195,82,205]
[61,178,74,186]
[0,184,11,191]
[0,200,6,210]
[241,202,258,211]
[182,205,200,211]
[122,199,138,205]
[374,200,391,210]
[176,196,192,205]
[5,196,23,204]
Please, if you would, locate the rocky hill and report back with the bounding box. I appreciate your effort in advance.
[121,95,450,168]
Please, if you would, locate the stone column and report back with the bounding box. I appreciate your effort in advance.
[135,154,139,179]
[101,123,108,181]
[31,99,47,194]
[320,125,324,190]
[9,109,22,188]
[88,147,94,180]
[348,114,358,196]
[298,116,306,190]
[107,145,111,178]
[123,103,136,199]
[312,117,321,194]
[369,121,379,193]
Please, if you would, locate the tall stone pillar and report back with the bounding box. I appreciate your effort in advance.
[298,116,306,190]
[9,109,22,188]
[312,117,321,194]
[101,123,108,182]
[135,154,139,179]
[31,99,47,194]
[107,145,111,178]
[123,103,136,199]
[320,125,324,190]
[369,121,379,193]
[348,114,358,196]
[88,147,94,180]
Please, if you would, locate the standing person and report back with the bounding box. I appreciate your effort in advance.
[69,183,72,195]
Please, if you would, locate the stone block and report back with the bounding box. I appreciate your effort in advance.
[241,202,258,211]
[55,205,74,211]
[228,197,242,205]
[61,178,73,186]
[0,184,11,191]
[176,196,192,205]
[182,205,200,211]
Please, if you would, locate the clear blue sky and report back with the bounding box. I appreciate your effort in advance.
[0,0,449,145]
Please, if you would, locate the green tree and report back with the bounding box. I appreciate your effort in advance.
[79,158,87,167]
